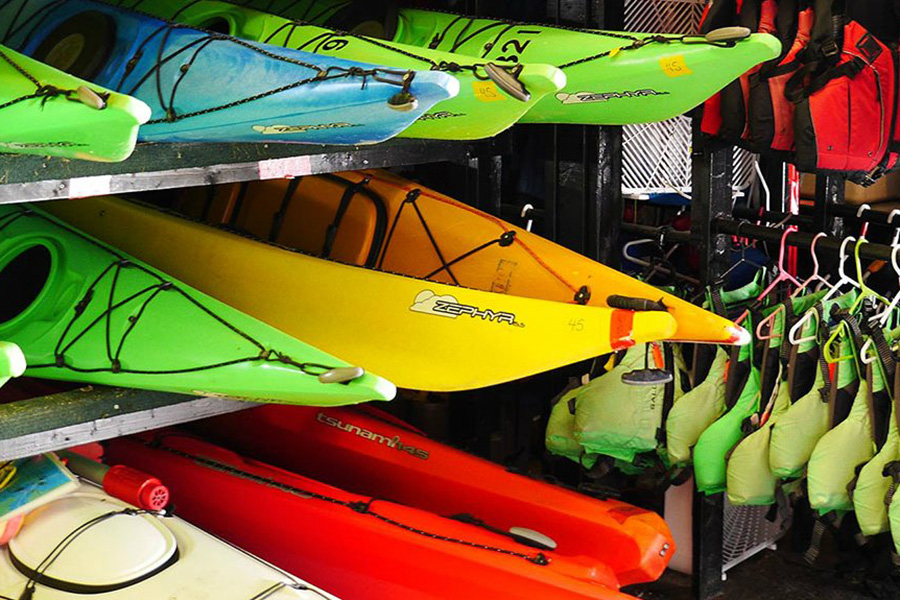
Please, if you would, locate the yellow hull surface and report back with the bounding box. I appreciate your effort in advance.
[46,197,679,392]
[175,169,743,345]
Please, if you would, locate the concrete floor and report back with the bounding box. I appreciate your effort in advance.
[626,548,888,600]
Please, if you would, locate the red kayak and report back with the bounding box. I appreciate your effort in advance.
[105,431,640,600]
[196,404,675,587]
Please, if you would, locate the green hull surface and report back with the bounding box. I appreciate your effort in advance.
[0,204,396,406]
[0,45,150,162]
[392,9,781,125]
[129,0,565,140]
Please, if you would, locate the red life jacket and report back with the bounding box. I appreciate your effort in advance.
[701,0,781,142]
[788,0,900,184]
[748,0,810,154]
[699,0,742,138]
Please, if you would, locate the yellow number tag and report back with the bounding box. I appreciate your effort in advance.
[472,81,506,102]
[660,55,692,78]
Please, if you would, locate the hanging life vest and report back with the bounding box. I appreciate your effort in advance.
[700,0,783,144]
[788,0,900,184]
[748,0,812,154]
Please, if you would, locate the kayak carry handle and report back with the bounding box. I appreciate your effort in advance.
[484,63,531,103]
[76,86,107,110]
[509,527,558,551]
[704,26,752,43]
[607,295,668,312]
[0,341,26,389]
[318,366,365,384]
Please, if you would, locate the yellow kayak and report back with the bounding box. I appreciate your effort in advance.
[174,169,745,345]
[45,197,679,392]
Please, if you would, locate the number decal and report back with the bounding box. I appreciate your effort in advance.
[321,38,349,52]
[568,319,585,332]
[495,38,531,63]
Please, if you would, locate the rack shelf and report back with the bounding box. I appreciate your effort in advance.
[0,386,253,461]
[0,138,479,204]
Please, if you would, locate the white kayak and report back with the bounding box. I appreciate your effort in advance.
[0,481,339,600]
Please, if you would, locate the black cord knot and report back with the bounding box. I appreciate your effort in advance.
[111,359,122,373]
[530,553,549,566]
[55,354,65,368]
[348,500,371,514]
[404,189,421,203]
[74,290,94,315]
[179,63,190,73]
[499,231,516,247]
[574,286,591,305]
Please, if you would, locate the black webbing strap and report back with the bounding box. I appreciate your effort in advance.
[268,177,302,242]
[322,177,370,258]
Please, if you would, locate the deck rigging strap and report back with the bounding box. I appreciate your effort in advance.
[0,207,341,379]
[149,434,551,566]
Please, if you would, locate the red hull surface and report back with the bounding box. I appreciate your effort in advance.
[106,432,640,600]
[198,404,675,587]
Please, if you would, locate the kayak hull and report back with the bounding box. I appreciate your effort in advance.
[393,9,782,125]
[44,196,679,391]
[132,0,566,140]
[2,0,458,145]
[106,432,643,600]
[198,403,676,587]
[0,45,149,162]
[0,204,395,405]
[175,169,743,345]
[0,481,339,600]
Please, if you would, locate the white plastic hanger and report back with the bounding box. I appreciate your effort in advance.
[789,236,859,345]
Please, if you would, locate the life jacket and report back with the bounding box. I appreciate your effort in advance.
[768,291,858,479]
[748,0,812,153]
[700,0,781,142]
[545,378,598,468]
[788,0,900,184]
[665,347,728,466]
[725,291,822,506]
[694,328,762,495]
[850,323,898,536]
[572,343,684,464]
[807,314,880,515]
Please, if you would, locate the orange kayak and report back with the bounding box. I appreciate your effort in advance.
[175,169,745,345]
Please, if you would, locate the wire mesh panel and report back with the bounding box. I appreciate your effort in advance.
[722,498,792,572]
[622,0,756,202]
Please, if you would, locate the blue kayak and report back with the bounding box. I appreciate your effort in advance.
[0,0,459,145]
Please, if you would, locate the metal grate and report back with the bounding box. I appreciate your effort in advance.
[722,497,792,572]
[622,0,757,202]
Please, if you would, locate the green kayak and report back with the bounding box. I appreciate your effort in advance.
[0,204,395,406]
[0,45,150,162]
[390,9,781,125]
[127,0,565,140]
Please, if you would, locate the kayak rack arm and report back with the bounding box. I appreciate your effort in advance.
[0,386,254,461]
[0,139,480,204]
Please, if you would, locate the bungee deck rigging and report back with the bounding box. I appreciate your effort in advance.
[0,0,459,144]
[119,0,566,140]
[0,204,395,405]
[0,43,149,161]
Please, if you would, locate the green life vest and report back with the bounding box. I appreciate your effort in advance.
[808,366,880,515]
[545,380,599,468]
[769,291,858,479]
[573,343,679,464]
[694,342,761,495]
[666,347,728,466]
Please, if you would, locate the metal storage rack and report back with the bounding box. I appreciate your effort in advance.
[4,1,862,599]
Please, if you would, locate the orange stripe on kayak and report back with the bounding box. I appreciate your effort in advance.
[610,309,636,350]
